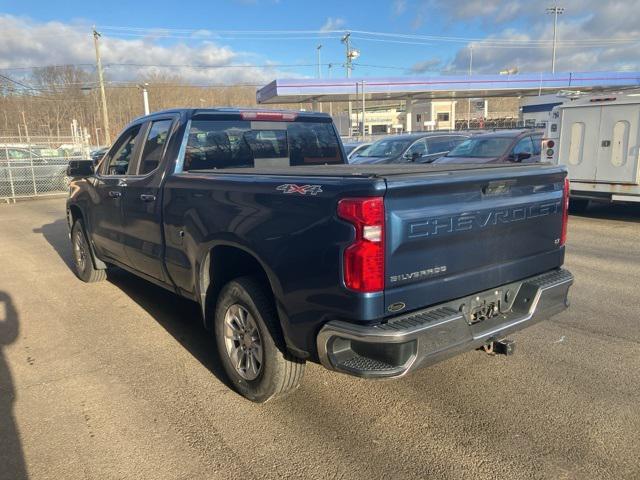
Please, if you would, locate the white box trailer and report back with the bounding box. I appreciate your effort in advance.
[544,93,640,208]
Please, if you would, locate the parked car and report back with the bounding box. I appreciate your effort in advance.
[0,147,68,196]
[435,130,543,165]
[350,132,470,164]
[66,108,572,403]
[343,141,371,160]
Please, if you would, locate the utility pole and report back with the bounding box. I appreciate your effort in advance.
[21,111,30,143]
[316,44,322,78]
[467,44,473,130]
[546,5,564,74]
[342,32,354,137]
[93,27,111,145]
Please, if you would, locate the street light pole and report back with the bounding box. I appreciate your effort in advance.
[361,81,366,140]
[316,44,322,78]
[92,27,111,145]
[140,83,150,115]
[546,5,565,74]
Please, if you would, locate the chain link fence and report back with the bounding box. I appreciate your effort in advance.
[0,137,91,202]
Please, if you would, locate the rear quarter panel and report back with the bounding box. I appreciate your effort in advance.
[162,171,385,356]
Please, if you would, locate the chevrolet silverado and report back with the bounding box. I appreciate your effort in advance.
[66,108,573,402]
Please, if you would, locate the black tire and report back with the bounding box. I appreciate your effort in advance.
[569,198,590,214]
[71,220,107,283]
[214,276,304,403]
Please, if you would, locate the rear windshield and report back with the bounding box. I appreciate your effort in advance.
[183,119,344,170]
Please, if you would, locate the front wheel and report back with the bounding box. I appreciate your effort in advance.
[71,220,107,283]
[214,276,305,403]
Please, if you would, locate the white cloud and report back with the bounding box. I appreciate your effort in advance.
[392,0,407,16]
[406,0,640,73]
[0,15,298,85]
[410,58,441,73]
[320,17,346,32]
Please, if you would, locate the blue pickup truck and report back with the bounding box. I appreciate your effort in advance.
[66,108,573,402]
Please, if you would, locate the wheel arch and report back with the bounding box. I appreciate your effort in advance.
[67,203,107,270]
[198,242,284,333]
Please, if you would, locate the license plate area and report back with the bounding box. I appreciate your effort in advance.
[462,289,503,325]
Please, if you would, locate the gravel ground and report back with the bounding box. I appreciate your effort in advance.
[0,197,638,480]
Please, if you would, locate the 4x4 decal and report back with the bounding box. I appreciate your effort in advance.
[276,184,323,196]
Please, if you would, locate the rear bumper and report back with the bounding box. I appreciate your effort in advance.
[317,268,573,378]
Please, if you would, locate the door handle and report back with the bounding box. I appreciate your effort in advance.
[108,191,121,198]
[139,194,156,203]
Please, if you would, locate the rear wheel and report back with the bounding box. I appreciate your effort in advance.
[71,220,107,283]
[214,276,304,403]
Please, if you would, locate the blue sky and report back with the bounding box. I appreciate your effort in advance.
[1,0,639,83]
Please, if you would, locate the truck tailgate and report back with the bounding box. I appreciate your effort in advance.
[384,165,567,314]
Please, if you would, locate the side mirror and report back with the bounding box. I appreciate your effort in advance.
[67,159,95,177]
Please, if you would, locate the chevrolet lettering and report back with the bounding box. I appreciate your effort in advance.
[409,201,562,239]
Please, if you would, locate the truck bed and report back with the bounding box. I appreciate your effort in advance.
[188,162,558,178]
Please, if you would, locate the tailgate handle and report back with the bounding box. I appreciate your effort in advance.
[483,180,515,196]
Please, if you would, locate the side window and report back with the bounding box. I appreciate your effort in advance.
[102,126,141,176]
[513,136,534,156]
[426,137,452,153]
[450,136,468,150]
[139,120,172,174]
[8,149,30,159]
[405,139,427,157]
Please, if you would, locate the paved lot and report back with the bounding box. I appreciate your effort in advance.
[0,197,639,480]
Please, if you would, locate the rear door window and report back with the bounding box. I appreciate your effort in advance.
[139,120,172,175]
[183,119,343,170]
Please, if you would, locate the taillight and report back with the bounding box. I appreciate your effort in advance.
[240,111,297,121]
[560,177,570,246]
[337,197,385,293]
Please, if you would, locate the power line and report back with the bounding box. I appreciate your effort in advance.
[95,25,640,46]
[0,62,339,72]
[0,72,54,92]
[0,23,639,47]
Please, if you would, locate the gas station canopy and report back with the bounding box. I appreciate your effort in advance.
[256,71,640,104]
